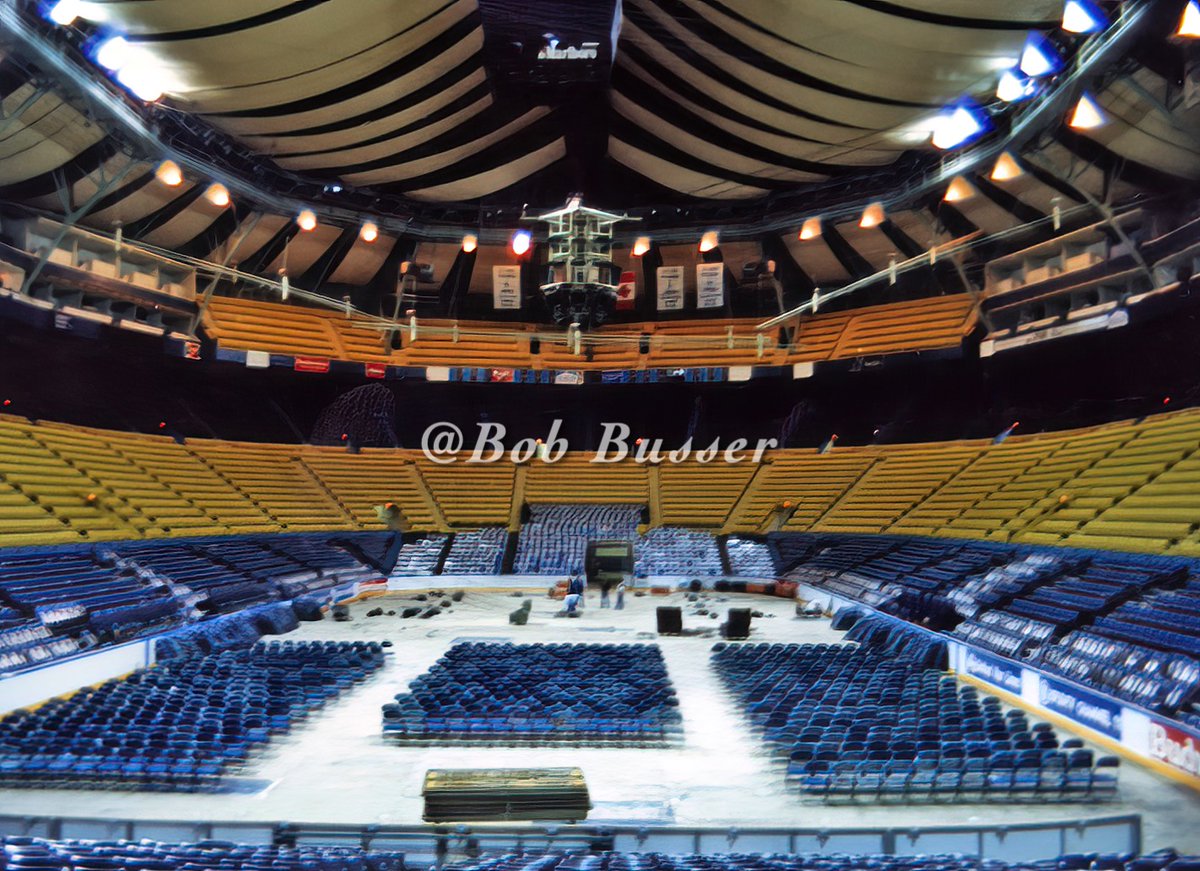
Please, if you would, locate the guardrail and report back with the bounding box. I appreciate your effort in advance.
[0,815,1143,866]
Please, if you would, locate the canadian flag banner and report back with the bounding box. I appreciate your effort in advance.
[615,270,637,310]
[293,356,330,374]
[364,362,387,379]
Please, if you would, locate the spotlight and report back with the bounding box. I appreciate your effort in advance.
[154,160,182,186]
[1068,92,1106,129]
[698,231,719,253]
[95,35,130,70]
[47,0,81,25]
[1180,0,1200,37]
[931,104,988,150]
[632,235,651,257]
[511,229,531,256]
[944,175,976,203]
[116,64,163,102]
[859,202,885,228]
[1062,0,1107,33]
[990,152,1023,182]
[360,222,378,243]
[296,209,317,231]
[799,217,822,240]
[996,70,1035,102]
[1019,32,1062,77]
[461,234,478,253]
[204,183,230,207]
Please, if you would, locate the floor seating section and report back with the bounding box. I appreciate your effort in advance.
[726,537,777,576]
[713,633,1116,803]
[382,642,681,743]
[442,527,508,574]
[0,838,405,871]
[513,504,642,575]
[0,640,384,791]
[391,535,447,576]
[0,534,382,673]
[440,852,1197,871]
[5,408,1200,552]
[200,294,976,371]
[778,532,1200,724]
[635,528,722,577]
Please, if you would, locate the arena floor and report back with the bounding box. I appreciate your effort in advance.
[3,589,1198,852]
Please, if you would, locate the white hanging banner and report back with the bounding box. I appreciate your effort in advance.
[492,264,521,309]
[656,265,685,311]
[696,262,724,309]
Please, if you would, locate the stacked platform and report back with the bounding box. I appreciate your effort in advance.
[422,767,591,822]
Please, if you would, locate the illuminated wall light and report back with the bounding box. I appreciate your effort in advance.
[990,151,1024,182]
[461,234,478,253]
[943,175,977,203]
[48,0,81,25]
[632,235,651,257]
[511,229,531,256]
[996,70,1035,102]
[930,104,988,150]
[296,209,317,231]
[1068,92,1106,129]
[1180,0,1200,37]
[203,183,229,207]
[95,35,131,71]
[799,216,822,240]
[859,202,885,229]
[1062,0,1107,34]
[698,231,719,253]
[360,222,378,243]
[154,159,182,186]
[1019,32,1063,77]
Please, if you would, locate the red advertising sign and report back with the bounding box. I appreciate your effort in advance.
[364,362,387,379]
[1149,719,1200,778]
[293,356,330,374]
[490,368,515,383]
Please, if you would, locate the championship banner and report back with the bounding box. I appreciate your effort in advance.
[615,270,636,311]
[493,265,521,309]
[696,262,724,309]
[656,265,684,311]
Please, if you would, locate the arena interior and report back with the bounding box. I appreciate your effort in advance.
[1,2,1200,871]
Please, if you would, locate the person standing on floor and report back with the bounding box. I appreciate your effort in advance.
[614,578,626,610]
[600,580,612,608]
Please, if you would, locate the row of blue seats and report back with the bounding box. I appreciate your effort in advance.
[1,837,404,871]
[383,642,680,743]
[0,640,384,791]
[442,851,1200,871]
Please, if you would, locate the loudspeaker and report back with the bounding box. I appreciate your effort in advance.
[723,608,751,639]
[656,606,683,635]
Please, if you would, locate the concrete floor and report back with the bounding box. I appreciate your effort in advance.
[2,590,1198,852]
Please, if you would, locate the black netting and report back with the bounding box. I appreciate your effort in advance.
[309,384,398,447]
